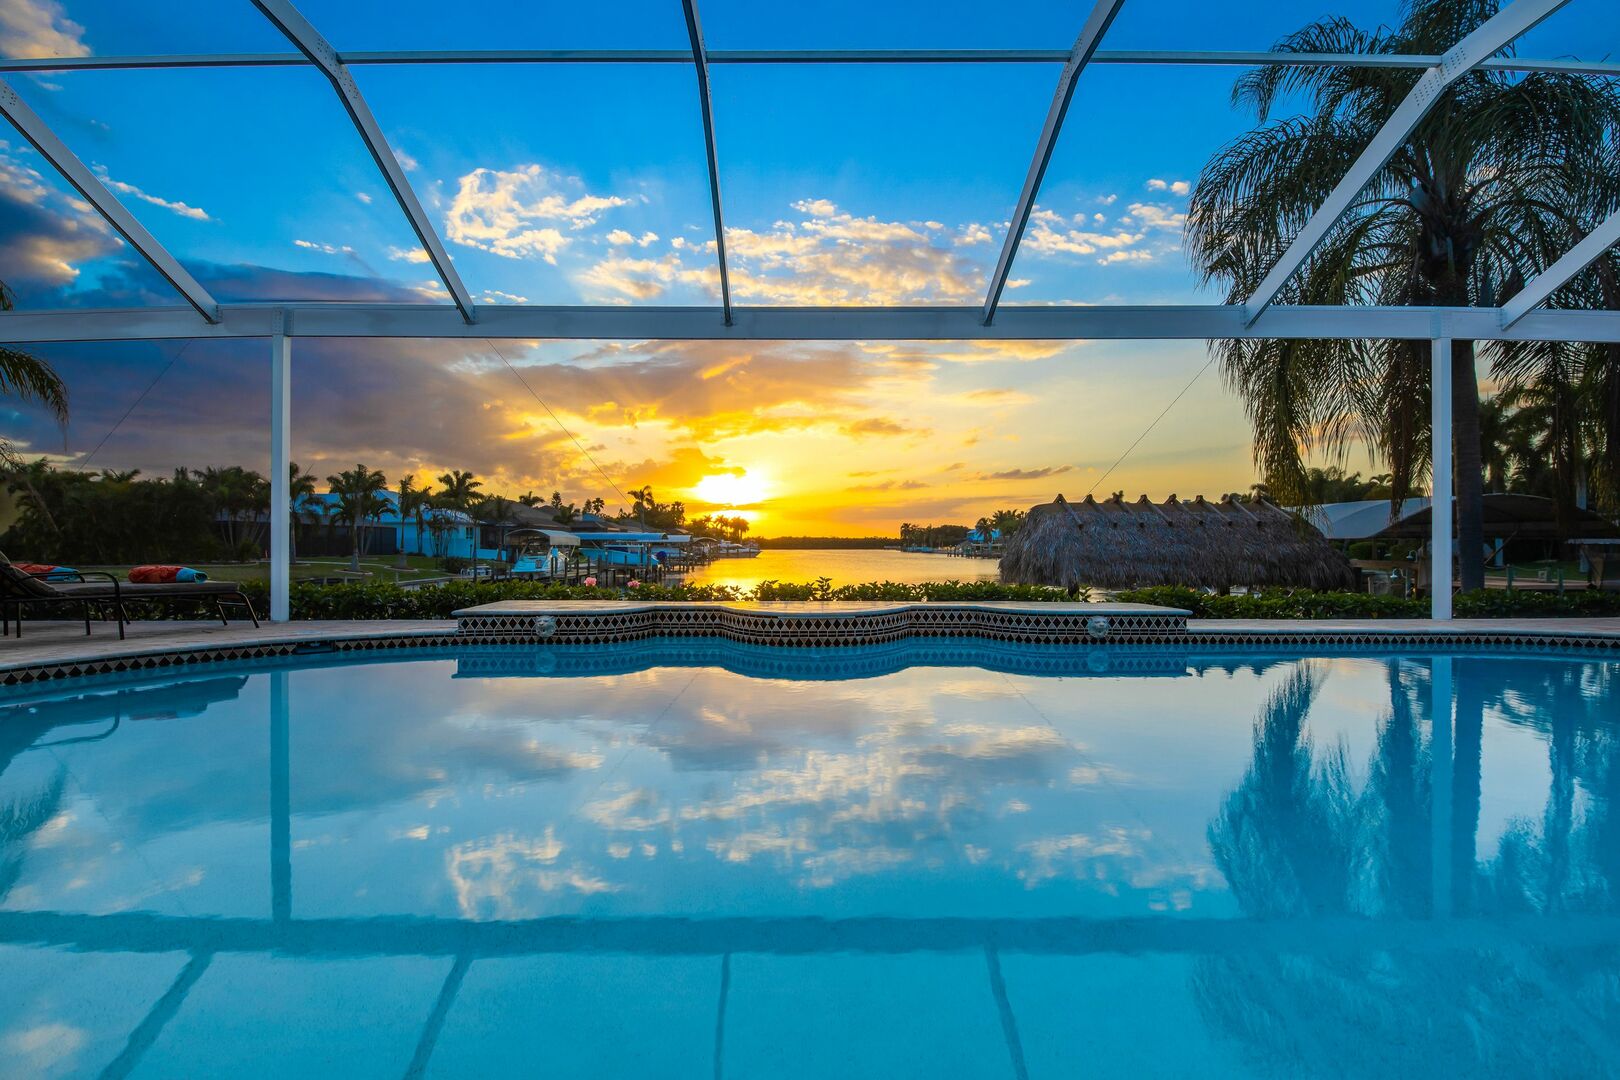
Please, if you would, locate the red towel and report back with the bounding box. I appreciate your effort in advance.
[129,565,188,583]
[13,563,66,576]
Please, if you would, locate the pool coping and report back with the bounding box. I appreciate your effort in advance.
[2,605,1619,686]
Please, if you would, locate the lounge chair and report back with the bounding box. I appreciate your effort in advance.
[0,559,259,639]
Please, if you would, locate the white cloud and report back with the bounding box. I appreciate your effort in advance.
[580,197,986,305]
[0,0,88,60]
[395,149,420,172]
[294,238,354,255]
[388,245,431,263]
[1096,193,1118,205]
[1097,249,1155,265]
[445,164,630,262]
[1127,201,1187,231]
[0,142,118,285]
[356,192,373,204]
[791,197,838,217]
[97,171,210,221]
[1146,178,1191,196]
[480,289,529,304]
[955,223,992,246]
[606,229,660,248]
[1023,222,1144,257]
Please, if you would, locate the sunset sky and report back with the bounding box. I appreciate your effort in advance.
[2,0,1613,534]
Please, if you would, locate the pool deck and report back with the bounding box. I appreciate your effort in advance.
[1,603,1618,686]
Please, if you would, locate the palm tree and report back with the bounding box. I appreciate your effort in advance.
[518,490,542,508]
[630,485,654,529]
[287,461,317,564]
[437,469,482,512]
[0,281,68,466]
[1187,0,1620,590]
[991,508,1025,540]
[1493,132,1620,520]
[394,474,416,569]
[400,480,434,562]
[201,465,271,556]
[327,463,389,572]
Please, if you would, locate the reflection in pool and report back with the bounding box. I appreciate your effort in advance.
[1,643,1618,1077]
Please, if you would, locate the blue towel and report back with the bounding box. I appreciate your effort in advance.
[175,567,208,583]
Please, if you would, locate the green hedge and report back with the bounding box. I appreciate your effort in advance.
[233,578,1080,619]
[217,580,1620,621]
[1112,585,1620,619]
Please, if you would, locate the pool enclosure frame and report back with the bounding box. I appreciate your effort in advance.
[2,0,1619,622]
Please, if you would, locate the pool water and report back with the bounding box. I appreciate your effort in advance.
[2,642,1618,1077]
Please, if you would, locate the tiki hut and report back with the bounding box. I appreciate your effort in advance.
[999,493,1355,592]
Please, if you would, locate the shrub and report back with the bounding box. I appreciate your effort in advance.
[440,556,469,575]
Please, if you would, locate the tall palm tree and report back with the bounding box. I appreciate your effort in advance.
[1187,0,1620,590]
[437,469,482,513]
[1494,133,1620,520]
[398,477,435,564]
[518,490,542,508]
[0,281,68,466]
[991,508,1025,539]
[327,463,389,572]
[287,461,316,564]
[630,485,654,529]
[394,474,416,569]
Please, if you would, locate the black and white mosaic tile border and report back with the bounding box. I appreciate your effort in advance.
[455,605,1187,646]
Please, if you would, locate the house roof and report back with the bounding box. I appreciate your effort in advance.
[999,493,1354,591]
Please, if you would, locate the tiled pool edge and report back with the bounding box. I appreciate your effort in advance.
[451,601,1187,647]
[3,604,1620,686]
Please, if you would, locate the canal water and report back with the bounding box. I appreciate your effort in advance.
[676,548,1000,590]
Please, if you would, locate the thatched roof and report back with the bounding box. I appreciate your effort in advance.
[999,493,1355,591]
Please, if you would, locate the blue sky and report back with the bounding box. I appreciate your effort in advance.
[1,0,1616,532]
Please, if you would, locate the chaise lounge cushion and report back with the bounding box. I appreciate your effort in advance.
[49,580,242,598]
[0,558,59,599]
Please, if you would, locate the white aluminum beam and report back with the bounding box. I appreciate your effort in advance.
[983,0,1126,324]
[6,303,1620,344]
[0,77,220,322]
[1500,208,1620,327]
[250,0,476,323]
[2,50,1616,77]
[269,318,291,624]
[681,0,733,325]
[1243,0,1571,326]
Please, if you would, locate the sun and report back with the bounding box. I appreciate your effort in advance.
[693,471,769,507]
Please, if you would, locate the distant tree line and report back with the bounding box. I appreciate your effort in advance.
[756,536,895,549]
[897,522,972,549]
[686,513,751,543]
[0,458,642,566]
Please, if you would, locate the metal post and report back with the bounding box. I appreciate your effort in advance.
[270,319,291,623]
[1431,655,1453,917]
[1431,337,1453,621]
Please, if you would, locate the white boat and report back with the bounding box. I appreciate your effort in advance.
[713,541,761,559]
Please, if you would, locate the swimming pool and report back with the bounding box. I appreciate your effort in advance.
[2,641,1617,1077]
